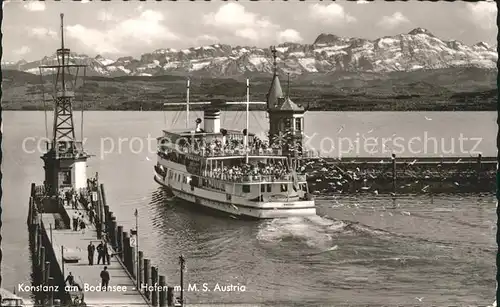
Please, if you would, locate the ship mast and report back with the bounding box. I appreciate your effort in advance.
[245,79,250,163]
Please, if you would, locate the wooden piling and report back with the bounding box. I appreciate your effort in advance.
[477,153,482,172]
[167,287,174,307]
[40,246,46,282]
[159,275,166,307]
[31,182,36,197]
[110,216,117,248]
[138,251,143,287]
[117,226,124,259]
[144,259,151,300]
[44,261,50,284]
[151,266,158,306]
[130,246,136,278]
[123,233,131,273]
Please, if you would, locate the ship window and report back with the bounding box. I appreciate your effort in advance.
[267,184,272,192]
[242,185,250,193]
[295,118,302,131]
[261,184,265,193]
[281,184,288,192]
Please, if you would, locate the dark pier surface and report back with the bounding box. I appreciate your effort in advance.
[27,178,182,307]
[301,155,496,194]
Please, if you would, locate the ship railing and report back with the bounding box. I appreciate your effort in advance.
[207,173,307,183]
[161,145,284,157]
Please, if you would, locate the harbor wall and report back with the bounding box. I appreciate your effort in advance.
[302,154,496,194]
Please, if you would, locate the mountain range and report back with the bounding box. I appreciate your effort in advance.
[2,28,497,78]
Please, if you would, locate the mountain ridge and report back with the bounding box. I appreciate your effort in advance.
[3,28,497,78]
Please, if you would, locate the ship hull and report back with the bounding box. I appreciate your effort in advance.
[153,171,316,219]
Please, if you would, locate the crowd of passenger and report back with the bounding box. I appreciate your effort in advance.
[210,161,289,182]
[174,136,281,157]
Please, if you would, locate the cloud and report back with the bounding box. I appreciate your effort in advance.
[23,1,46,11]
[203,3,278,42]
[466,2,496,30]
[66,10,179,54]
[195,34,219,44]
[277,29,303,43]
[30,27,58,39]
[98,10,115,22]
[14,46,31,56]
[377,12,409,30]
[309,3,356,25]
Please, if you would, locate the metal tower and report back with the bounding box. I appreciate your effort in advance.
[40,13,89,196]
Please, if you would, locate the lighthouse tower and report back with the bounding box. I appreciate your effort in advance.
[266,46,306,158]
[40,14,89,196]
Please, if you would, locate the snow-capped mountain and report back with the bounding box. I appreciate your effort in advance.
[3,28,497,77]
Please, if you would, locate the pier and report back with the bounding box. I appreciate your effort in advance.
[26,13,184,307]
[27,177,182,307]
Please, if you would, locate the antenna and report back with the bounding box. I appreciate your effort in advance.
[271,46,278,76]
[186,79,190,128]
[245,79,250,164]
[60,13,66,94]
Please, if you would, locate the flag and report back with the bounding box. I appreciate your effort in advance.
[134,209,138,217]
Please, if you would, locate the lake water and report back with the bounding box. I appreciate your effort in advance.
[2,111,496,305]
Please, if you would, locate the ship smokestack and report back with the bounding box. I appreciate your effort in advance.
[204,109,220,133]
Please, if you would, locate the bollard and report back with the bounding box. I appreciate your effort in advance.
[117,226,124,258]
[40,246,46,282]
[130,246,136,278]
[151,266,158,306]
[144,259,151,299]
[167,287,174,307]
[123,233,131,273]
[159,275,166,307]
[45,261,51,284]
[110,217,117,248]
[138,251,144,287]
[104,206,110,227]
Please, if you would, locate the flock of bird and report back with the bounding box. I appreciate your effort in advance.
[302,158,494,195]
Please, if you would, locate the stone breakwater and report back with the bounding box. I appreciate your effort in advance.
[302,156,495,194]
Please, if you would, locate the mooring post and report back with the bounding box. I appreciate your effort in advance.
[61,246,65,278]
[110,216,117,248]
[31,182,36,197]
[144,259,151,299]
[117,226,124,260]
[106,210,112,237]
[159,275,166,307]
[48,276,55,306]
[138,251,144,287]
[167,287,174,307]
[477,153,482,172]
[391,154,396,195]
[151,266,158,306]
[37,231,42,265]
[104,206,110,230]
[123,233,131,273]
[179,255,185,307]
[130,246,136,278]
[40,246,46,282]
[45,261,51,289]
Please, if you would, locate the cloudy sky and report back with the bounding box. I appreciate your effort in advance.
[3,0,497,62]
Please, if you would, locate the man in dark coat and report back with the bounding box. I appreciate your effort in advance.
[96,241,104,265]
[100,266,110,291]
[87,242,95,265]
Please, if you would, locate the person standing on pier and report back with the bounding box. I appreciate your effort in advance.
[103,242,110,265]
[100,266,110,291]
[87,242,95,265]
[80,219,86,234]
[65,272,75,286]
[72,217,78,231]
[97,241,105,265]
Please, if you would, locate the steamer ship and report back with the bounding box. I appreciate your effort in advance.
[154,47,316,218]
